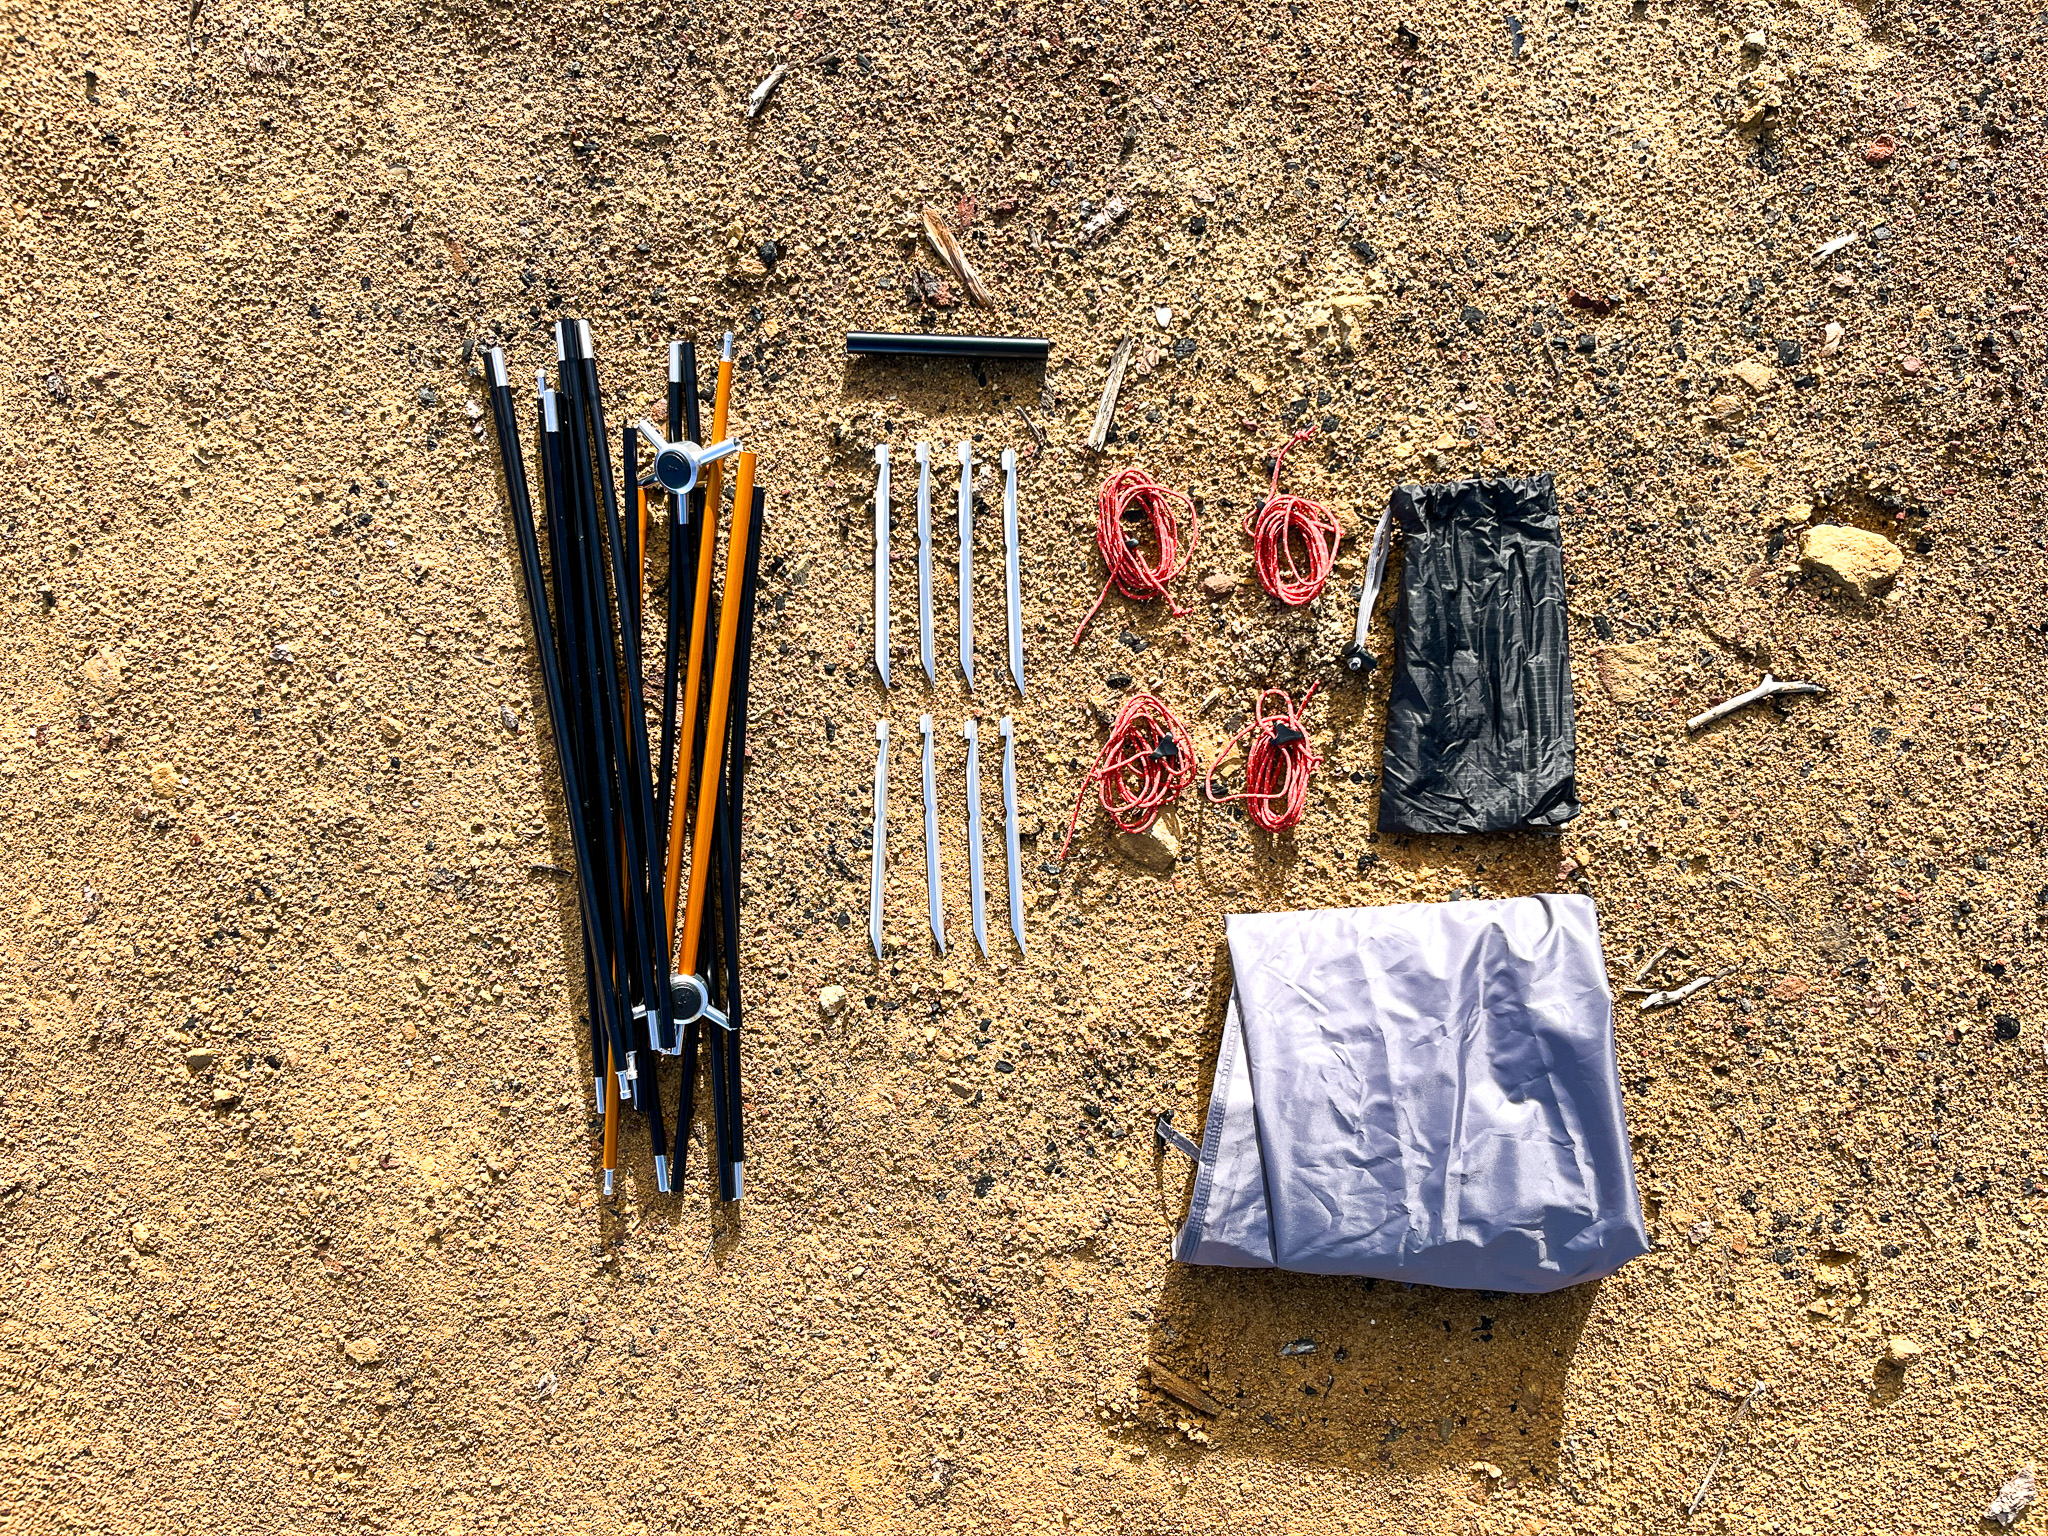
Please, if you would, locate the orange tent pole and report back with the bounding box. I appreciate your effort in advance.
[675,450,755,980]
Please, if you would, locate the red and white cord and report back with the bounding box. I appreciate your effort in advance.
[1072,467,1199,645]
[1244,427,1340,606]
[1061,692,1197,860]
[1204,685,1323,833]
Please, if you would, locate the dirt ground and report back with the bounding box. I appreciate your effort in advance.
[2,0,2045,1529]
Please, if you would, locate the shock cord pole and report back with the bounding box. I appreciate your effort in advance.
[710,481,767,1197]
[483,350,627,1187]
[654,341,700,843]
[569,324,677,1068]
[553,327,633,1112]
[662,337,733,937]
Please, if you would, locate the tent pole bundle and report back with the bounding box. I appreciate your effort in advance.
[483,325,763,1202]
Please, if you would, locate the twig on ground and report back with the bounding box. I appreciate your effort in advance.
[746,64,787,119]
[1013,403,1048,459]
[1720,875,1792,923]
[1641,975,1717,1011]
[1629,944,1672,986]
[1687,673,1824,733]
[1687,1381,1767,1516]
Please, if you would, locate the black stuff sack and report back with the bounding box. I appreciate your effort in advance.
[1364,473,1580,835]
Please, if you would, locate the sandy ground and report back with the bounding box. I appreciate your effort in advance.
[2,0,2045,1530]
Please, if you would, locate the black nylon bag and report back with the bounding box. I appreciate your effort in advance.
[1376,473,1580,834]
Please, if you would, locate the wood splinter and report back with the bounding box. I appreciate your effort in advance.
[1087,336,1135,452]
[1145,1362,1221,1417]
[921,207,994,308]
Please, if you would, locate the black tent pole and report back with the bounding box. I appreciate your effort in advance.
[482,349,627,1163]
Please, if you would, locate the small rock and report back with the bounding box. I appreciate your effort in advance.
[1741,29,1766,52]
[131,1222,159,1253]
[1821,321,1843,357]
[1279,1338,1316,1356]
[1729,358,1776,393]
[343,1336,384,1367]
[1800,524,1904,600]
[211,1086,242,1110]
[756,239,781,270]
[1884,1334,1924,1366]
[1863,134,1898,166]
[378,716,405,744]
[1687,1219,1714,1244]
[1900,355,1923,376]
[149,762,180,796]
[417,386,436,407]
[1077,197,1130,246]
[818,984,848,1018]
[1707,392,1749,425]
[1200,570,1238,599]
[1775,338,1802,367]
[45,371,69,402]
[184,1048,217,1072]
[79,652,123,695]
[1988,1469,2038,1528]
[497,704,519,733]
[1114,819,1179,873]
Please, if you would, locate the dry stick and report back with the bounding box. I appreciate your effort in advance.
[1721,874,1793,923]
[746,64,787,118]
[1628,944,1671,986]
[1687,1382,1767,1517]
[1087,337,1135,452]
[1641,975,1717,1011]
[1687,673,1825,733]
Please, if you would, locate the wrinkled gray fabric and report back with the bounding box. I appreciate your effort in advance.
[1174,896,1647,1293]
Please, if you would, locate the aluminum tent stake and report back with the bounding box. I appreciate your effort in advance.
[999,715,1025,957]
[958,440,975,690]
[869,721,889,959]
[915,443,936,685]
[963,717,989,958]
[1002,447,1024,697]
[919,713,945,954]
[872,446,891,688]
